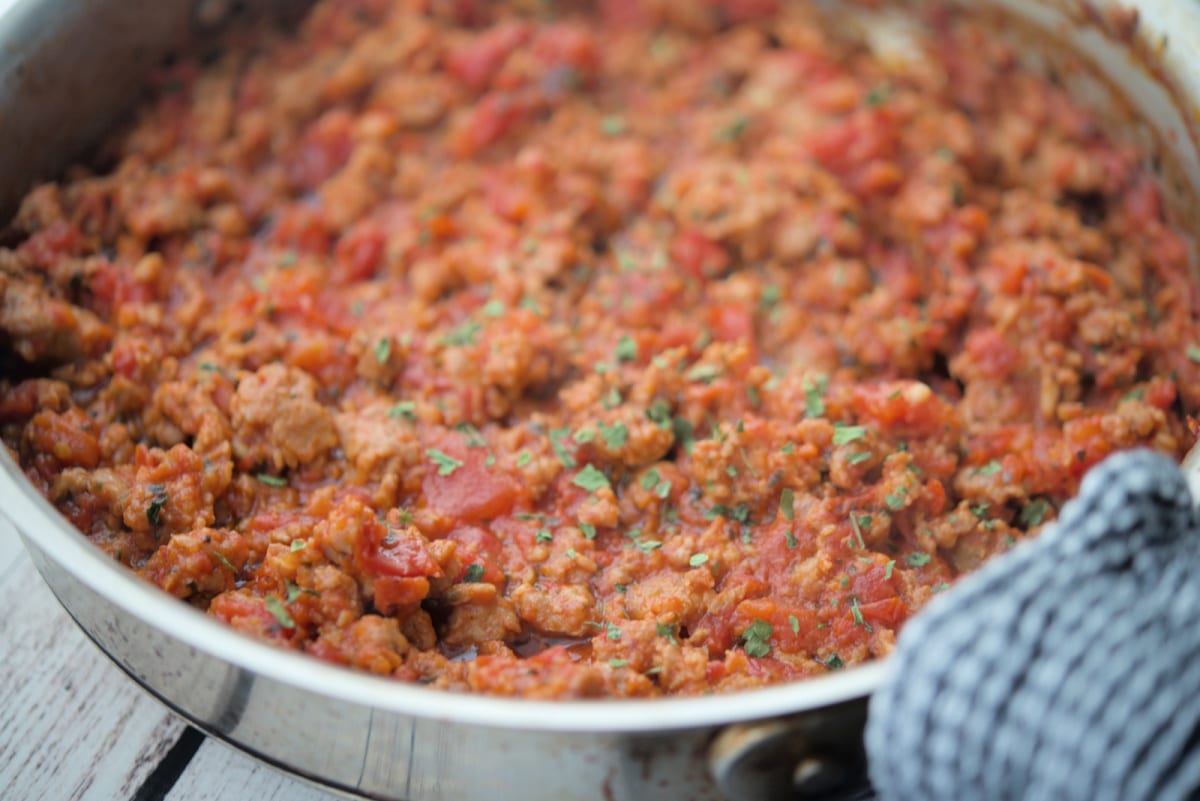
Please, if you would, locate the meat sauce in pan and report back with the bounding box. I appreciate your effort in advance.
[2,0,1198,697]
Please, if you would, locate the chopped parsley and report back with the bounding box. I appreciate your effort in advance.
[388,401,416,420]
[212,551,237,573]
[264,594,295,629]
[517,451,532,467]
[1020,499,1052,527]
[145,484,169,527]
[256,473,287,487]
[608,658,629,668]
[535,529,553,543]
[832,423,867,445]
[741,619,773,658]
[550,427,578,468]
[672,417,696,454]
[885,488,907,510]
[655,480,672,499]
[780,488,795,521]
[847,451,872,465]
[601,387,623,409]
[788,614,800,635]
[579,522,597,540]
[826,654,845,670]
[885,559,896,579]
[804,381,826,419]
[606,622,622,641]
[977,459,1003,476]
[290,539,306,552]
[286,579,317,602]
[482,300,505,317]
[646,401,672,428]
[464,564,485,582]
[572,464,611,493]
[640,468,661,491]
[1188,345,1200,364]
[849,597,871,630]
[656,622,677,643]
[441,320,481,347]
[615,335,638,362]
[572,427,596,444]
[601,114,627,136]
[689,553,709,567]
[686,363,723,384]
[426,449,464,476]
[760,285,781,310]
[907,551,932,567]
[374,337,392,364]
[456,423,487,448]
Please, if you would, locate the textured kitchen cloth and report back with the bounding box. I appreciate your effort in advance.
[865,449,1200,801]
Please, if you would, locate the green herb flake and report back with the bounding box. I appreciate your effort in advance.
[290,539,306,552]
[426,448,464,476]
[746,384,761,408]
[464,564,485,582]
[785,531,798,549]
[847,451,872,465]
[1021,499,1052,527]
[286,579,317,603]
[198,361,220,373]
[781,441,796,455]
[780,488,795,522]
[832,424,867,445]
[977,459,1003,476]
[485,452,496,467]
[146,484,169,527]
[615,335,638,362]
[1188,345,1200,364]
[640,468,661,491]
[516,451,532,467]
[615,583,627,594]
[655,480,672,499]
[456,423,487,448]
[388,401,416,420]
[804,375,828,418]
[885,489,907,510]
[885,559,896,579]
[760,285,781,310]
[656,622,677,642]
[256,473,287,488]
[646,401,672,428]
[687,363,723,384]
[826,654,845,670]
[689,553,709,567]
[579,522,597,540]
[601,388,623,410]
[213,551,237,573]
[264,594,295,629]
[848,514,866,549]
[741,619,773,658]
[850,597,871,630]
[441,320,482,347]
[573,427,596,444]
[572,464,611,493]
[482,300,506,318]
[672,417,695,454]
[788,615,800,635]
[636,539,663,553]
[606,622,622,641]
[907,551,932,567]
[374,337,392,364]
[601,114,627,136]
[535,528,553,543]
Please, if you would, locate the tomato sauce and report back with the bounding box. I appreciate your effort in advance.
[2,0,1198,698]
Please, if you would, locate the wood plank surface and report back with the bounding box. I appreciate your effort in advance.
[166,739,344,801]
[0,521,345,801]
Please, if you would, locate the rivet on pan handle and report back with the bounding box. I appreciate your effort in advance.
[706,698,875,801]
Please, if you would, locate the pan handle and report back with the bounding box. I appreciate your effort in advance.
[707,697,875,801]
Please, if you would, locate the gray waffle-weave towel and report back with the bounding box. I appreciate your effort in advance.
[865,449,1200,801]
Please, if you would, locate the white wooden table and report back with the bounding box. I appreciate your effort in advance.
[0,520,347,801]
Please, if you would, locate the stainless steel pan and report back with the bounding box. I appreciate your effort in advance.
[3,1,1199,799]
